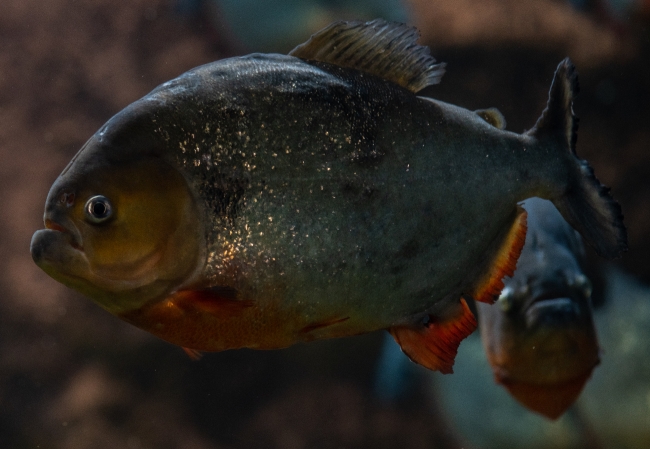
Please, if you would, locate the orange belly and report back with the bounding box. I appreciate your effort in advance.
[118,288,362,351]
[119,289,302,351]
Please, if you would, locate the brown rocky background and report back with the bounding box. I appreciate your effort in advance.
[1,0,648,448]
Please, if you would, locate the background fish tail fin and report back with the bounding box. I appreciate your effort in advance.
[552,160,627,260]
[531,58,627,260]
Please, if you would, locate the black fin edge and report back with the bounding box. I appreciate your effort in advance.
[554,160,628,260]
[532,58,627,260]
[529,58,579,150]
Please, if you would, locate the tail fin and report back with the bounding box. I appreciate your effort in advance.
[530,58,627,260]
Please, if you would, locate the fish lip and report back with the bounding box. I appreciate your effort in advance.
[45,219,67,233]
[43,217,83,251]
[527,289,574,305]
[524,297,582,329]
[522,287,578,314]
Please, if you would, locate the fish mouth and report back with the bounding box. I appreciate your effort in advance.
[31,214,86,275]
[42,217,83,251]
[524,296,582,329]
[44,219,67,233]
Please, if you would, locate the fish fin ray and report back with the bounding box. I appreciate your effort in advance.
[470,207,528,304]
[289,19,445,92]
[530,58,626,259]
[498,372,592,420]
[172,289,254,318]
[475,108,506,129]
[553,158,627,259]
[529,58,579,148]
[182,347,203,361]
[389,298,477,374]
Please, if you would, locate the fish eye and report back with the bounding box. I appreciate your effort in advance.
[574,274,593,299]
[85,195,113,224]
[497,287,514,312]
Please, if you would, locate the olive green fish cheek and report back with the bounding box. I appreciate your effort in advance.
[39,155,204,308]
[78,157,203,286]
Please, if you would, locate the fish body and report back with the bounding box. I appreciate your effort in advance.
[30,20,626,372]
[478,197,600,419]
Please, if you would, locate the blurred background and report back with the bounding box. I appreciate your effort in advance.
[1,0,649,447]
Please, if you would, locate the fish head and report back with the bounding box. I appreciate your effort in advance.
[488,266,598,374]
[479,260,600,419]
[478,199,600,418]
[498,246,594,333]
[31,120,204,315]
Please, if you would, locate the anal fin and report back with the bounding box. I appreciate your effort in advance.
[389,298,477,374]
[499,372,592,420]
[471,207,528,304]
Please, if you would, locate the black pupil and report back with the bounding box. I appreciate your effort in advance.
[92,201,107,217]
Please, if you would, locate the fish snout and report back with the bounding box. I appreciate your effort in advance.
[31,225,94,294]
[45,187,76,214]
[41,184,83,250]
[521,269,592,307]
[56,189,76,208]
[39,207,84,252]
[30,229,51,265]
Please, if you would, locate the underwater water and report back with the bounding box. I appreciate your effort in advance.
[1,0,650,448]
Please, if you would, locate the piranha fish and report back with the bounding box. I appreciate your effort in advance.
[477,197,600,419]
[30,20,626,372]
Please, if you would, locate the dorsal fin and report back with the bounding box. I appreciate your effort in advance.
[475,108,507,129]
[289,19,445,93]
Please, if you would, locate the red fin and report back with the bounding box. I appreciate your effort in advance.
[389,298,477,374]
[471,207,528,304]
[182,347,203,361]
[172,288,254,318]
[499,371,592,420]
[299,316,350,335]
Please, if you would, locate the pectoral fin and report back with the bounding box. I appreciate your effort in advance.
[389,298,477,374]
